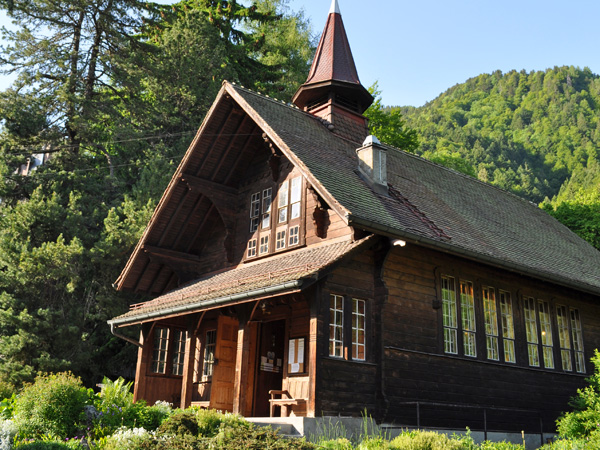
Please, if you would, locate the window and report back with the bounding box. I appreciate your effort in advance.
[276,229,286,250]
[152,327,169,374]
[202,330,217,380]
[250,192,260,232]
[441,275,458,354]
[352,298,366,360]
[538,300,554,369]
[289,225,299,246]
[523,297,540,367]
[259,234,269,254]
[290,177,302,219]
[262,188,272,229]
[499,291,516,363]
[329,294,367,361]
[278,181,289,223]
[329,294,344,358]
[246,175,303,258]
[171,330,187,376]
[571,309,585,373]
[460,280,476,357]
[482,286,499,361]
[247,239,257,258]
[557,305,572,371]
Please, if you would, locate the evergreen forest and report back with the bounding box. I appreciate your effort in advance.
[0,0,597,389]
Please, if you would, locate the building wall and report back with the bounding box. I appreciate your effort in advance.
[380,243,600,432]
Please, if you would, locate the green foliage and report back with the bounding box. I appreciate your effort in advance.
[554,350,600,439]
[542,202,600,250]
[12,373,90,440]
[14,441,83,450]
[401,66,600,205]
[365,83,418,152]
[387,430,472,450]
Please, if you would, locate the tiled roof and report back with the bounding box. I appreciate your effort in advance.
[110,237,374,325]
[305,5,360,86]
[229,83,600,296]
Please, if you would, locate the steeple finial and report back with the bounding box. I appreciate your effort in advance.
[329,0,340,15]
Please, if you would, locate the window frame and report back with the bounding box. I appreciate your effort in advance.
[245,174,305,261]
[149,325,187,377]
[328,293,369,362]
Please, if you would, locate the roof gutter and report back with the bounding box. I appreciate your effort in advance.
[107,280,303,329]
[348,215,600,298]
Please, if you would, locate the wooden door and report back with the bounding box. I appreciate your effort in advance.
[210,315,239,411]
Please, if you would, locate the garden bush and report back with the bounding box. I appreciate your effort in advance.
[12,373,90,439]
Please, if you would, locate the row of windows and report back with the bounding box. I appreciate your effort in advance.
[151,327,217,379]
[441,275,585,373]
[247,176,302,259]
[329,294,366,361]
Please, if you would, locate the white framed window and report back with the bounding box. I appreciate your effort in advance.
[570,309,585,373]
[152,327,169,374]
[329,294,344,358]
[290,176,302,219]
[352,298,366,360]
[538,300,554,369]
[524,297,540,367]
[250,192,260,232]
[499,290,516,363]
[276,229,286,250]
[460,280,476,357]
[202,329,217,380]
[259,234,269,255]
[557,305,572,371]
[289,225,299,246]
[441,275,457,354]
[278,180,289,223]
[261,188,272,229]
[171,330,187,376]
[247,239,257,258]
[483,286,499,361]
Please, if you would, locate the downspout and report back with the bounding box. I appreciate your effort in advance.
[110,322,143,348]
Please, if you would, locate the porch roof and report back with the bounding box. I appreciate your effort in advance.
[109,236,374,326]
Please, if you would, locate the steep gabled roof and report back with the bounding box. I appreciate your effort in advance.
[116,80,600,304]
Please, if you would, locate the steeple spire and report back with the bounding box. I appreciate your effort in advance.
[292,0,373,142]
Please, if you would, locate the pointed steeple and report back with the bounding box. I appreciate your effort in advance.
[292,0,373,142]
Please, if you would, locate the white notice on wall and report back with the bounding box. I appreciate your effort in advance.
[297,338,304,364]
[289,339,295,365]
[291,363,300,373]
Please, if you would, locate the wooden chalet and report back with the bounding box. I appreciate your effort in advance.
[109,0,600,435]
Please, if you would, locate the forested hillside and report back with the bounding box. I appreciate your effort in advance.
[400,66,600,205]
[394,66,600,250]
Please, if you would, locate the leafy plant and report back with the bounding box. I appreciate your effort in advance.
[12,373,91,440]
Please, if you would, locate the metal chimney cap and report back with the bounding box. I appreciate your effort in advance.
[362,135,381,146]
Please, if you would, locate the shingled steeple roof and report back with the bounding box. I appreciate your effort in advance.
[292,0,373,128]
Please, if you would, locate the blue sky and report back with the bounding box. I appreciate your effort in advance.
[2,0,600,107]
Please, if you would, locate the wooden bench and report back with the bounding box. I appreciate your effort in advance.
[268,390,307,417]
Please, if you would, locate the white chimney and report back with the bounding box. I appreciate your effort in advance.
[356,135,388,195]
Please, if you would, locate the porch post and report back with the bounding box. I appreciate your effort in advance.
[233,318,251,415]
[133,323,152,402]
[180,325,197,409]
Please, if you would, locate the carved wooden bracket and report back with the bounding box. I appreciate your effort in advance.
[309,186,330,239]
[262,132,281,181]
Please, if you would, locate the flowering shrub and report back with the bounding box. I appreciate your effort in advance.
[0,419,16,450]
